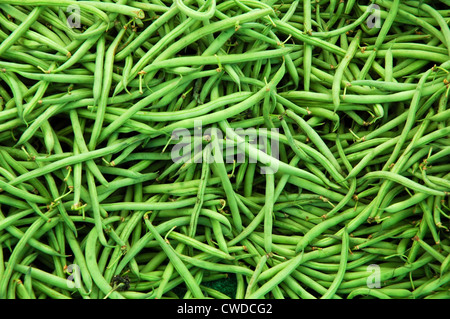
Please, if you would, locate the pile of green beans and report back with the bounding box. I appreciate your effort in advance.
[0,0,449,300]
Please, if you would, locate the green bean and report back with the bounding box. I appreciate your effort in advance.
[22,82,51,123]
[69,110,109,187]
[285,109,344,179]
[0,209,57,298]
[340,253,435,290]
[1,0,146,23]
[176,251,253,277]
[294,204,364,253]
[441,254,450,277]
[419,198,441,245]
[85,169,112,249]
[100,71,212,144]
[408,2,450,56]
[0,6,44,56]
[64,224,93,294]
[361,171,447,197]
[246,249,305,299]
[0,7,59,58]
[210,127,243,233]
[31,280,72,299]
[332,30,361,112]
[321,228,349,299]
[244,253,268,298]
[0,72,25,123]
[263,168,275,254]
[376,1,447,44]
[144,48,292,75]
[8,135,146,186]
[115,6,178,61]
[412,271,450,299]
[359,0,400,81]
[280,78,445,104]
[0,179,48,204]
[144,217,204,298]
[263,241,345,279]
[85,228,125,299]
[0,209,33,233]
[168,230,234,261]
[347,288,392,299]
[0,4,66,45]
[89,27,126,150]
[301,0,312,92]
[23,267,36,299]
[54,35,102,73]
[175,0,216,21]
[188,149,211,238]
[220,121,326,187]
[415,238,446,264]
[1,218,67,260]
[119,7,273,94]
[158,64,285,133]
[10,261,77,293]
[90,34,106,107]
